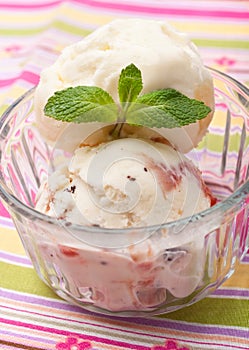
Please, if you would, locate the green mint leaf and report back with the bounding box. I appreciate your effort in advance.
[118,63,143,104]
[43,64,211,132]
[126,88,211,128]
[44,86,118,123]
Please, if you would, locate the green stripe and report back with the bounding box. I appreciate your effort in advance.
[53,20,91,36]
[0,23,248,49]
[197,133,249,152]
[0,105,8,116]
[0,27,46,36]
[193,38,249,49]
[0,22,90,37]
[160,297,249,328]
[1,25,248,49]
[0,261,58,299]
[1,262,249,327]
[1,306,156,346]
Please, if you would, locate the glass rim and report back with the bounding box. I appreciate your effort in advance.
[0,68,248,234]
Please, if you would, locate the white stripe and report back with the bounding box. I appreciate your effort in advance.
[0,217,14,229]
[0,293,249,348]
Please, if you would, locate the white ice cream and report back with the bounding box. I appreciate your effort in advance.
[34,19,215,312]
[36,135,212,228]
[35,134,213,311]
[34,18,214,153]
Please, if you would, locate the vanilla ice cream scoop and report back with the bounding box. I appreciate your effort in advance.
[34,18,214,153]
[36,135,213,229]
[35,130,215,311]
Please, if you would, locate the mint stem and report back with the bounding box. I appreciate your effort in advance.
[110,103,128,137]
[110,122,124,138]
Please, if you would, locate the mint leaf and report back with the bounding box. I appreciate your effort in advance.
[126,89,211,128]
[44,64,212,132]
[118,63,143,104]
[44,86,118,123]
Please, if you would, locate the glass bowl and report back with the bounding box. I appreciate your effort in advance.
[0,68,248,316]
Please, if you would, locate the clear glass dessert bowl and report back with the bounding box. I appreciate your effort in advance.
[0,68,248,316]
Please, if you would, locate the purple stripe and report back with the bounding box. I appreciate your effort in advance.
[1,289,249,340]
[242,254,249,263]
[126,317,249,340]
[0,288,81,310]
[0,329,54,345]
[0,316,152,350]
[194,149,238,159]
[213,288,249,298]
[1,303,168,345]
[0,251,32,266]
[209,125,247,135]
[0,217,15,229]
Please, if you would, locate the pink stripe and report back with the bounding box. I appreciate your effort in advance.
[0,316,248,350]
[0,317,150,349]
[1,301,249,349]
[0,0,248,19]
[3,304,165,341]
[0,0,62,9]
[0,71,39,87]
[1,329,54,346]
[73,0,249,19]
[0,201,10,218]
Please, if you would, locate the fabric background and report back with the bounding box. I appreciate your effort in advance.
[0,1,248,349]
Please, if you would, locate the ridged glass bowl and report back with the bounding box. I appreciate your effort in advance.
[0,68,248,316]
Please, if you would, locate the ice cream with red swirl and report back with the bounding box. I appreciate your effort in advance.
[36,129,212,229]
[35,126,214,311]
[33,18,215,312]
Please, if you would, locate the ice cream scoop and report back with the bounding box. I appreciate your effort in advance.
[34,18,214,153]
[36,130,213,229]
[33,18,215,313]
[35,131,213,311]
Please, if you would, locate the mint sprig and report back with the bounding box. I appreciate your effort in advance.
[118,63,143,104]
[44,63,211,129]
[44,86,118,123]
[127,89,211,128]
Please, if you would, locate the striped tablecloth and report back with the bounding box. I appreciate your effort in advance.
[0,1,248,349]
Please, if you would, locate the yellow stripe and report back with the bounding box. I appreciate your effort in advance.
[0,5,111,26]
[59,4,115,25]
[0,86,27,114]
[171,21,249,36]
[0,8,58,25]
[223,262,249,289]
[1,7,248,40]
[61,6,249,36]
[1,2,249,37]
[0,226,26,255]
[210,110,245,128]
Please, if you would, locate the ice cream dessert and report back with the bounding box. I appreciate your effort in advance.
[34,132,214,311]
[36,126,213,228]
[33,18,216,313]
[34,18,214,153]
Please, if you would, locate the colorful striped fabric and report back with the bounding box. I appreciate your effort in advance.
[0,1,248,349]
